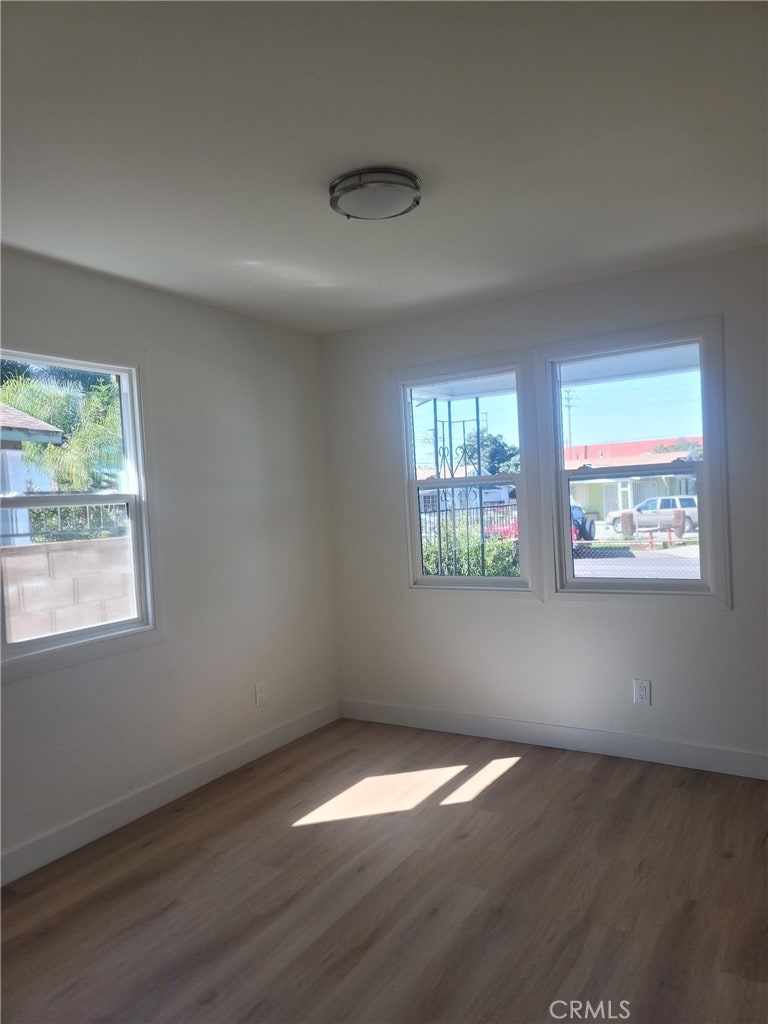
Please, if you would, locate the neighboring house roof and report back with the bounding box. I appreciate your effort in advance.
[0,403,64,445]
[563,436,702,471]
[416,437,702,477]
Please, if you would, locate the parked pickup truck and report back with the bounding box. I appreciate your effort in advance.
[606,496,698,534]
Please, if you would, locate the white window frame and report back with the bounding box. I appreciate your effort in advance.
[1,348,159,678]
[398,318,731,608]
[400,359,539,593]
[538,317,731,606]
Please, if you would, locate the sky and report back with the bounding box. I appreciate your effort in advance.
[412,368,703,471]
[563,370,703,447]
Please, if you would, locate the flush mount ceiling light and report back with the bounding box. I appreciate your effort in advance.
[329,166,421,220]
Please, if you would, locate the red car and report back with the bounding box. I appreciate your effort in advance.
[485,506,593,556]
[483,521,518,540]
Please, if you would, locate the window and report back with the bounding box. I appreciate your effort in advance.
[1,350,155,666]
[548,320,730,601]
[403,368,529,589]
[401,319,730,604]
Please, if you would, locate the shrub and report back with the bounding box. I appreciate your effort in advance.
[422,530,520,577]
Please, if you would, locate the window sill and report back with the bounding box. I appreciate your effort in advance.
[409,578,542,599]
[2,622,165,683]
[547,585,731,610]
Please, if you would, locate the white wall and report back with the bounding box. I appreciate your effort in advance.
[324,247,767,773]
[1,249,340,879]
[3,245,766,882]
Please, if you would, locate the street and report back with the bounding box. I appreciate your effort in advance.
[574,544,700,580]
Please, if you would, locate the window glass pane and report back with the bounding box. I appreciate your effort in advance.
[418,485,520,578]
[568,475,700,581]
[0,359,127,495]
[410,371,519,480]
[1,502,138,643]
[558,344,703,470]
[1,351,150,655]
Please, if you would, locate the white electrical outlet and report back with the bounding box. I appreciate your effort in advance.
[633,678,651,706]
[254,683,266,708]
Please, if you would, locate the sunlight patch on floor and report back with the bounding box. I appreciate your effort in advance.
[292,766,466,826]
[439,757,520,804]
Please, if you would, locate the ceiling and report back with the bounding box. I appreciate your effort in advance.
[2,2,766,336]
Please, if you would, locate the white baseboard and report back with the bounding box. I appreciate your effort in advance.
[6,697,764,884]
[2,701,342,885]
[341,699,768,780]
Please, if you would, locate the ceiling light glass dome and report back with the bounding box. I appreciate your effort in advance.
[329,167,421,220]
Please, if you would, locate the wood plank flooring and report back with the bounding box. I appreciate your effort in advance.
[3,720,766,1024]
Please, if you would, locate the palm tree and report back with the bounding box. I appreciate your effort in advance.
[0,373,123,491]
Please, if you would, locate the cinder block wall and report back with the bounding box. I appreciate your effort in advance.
[2,537,135,641]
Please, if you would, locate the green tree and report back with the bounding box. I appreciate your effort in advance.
[465,429,520,474]
[1,359,108,389]
[1,359,32,384]
[653,438,704,459]
[0,373,123,491]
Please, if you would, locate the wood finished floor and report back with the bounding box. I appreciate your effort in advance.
[2,720,766,1024]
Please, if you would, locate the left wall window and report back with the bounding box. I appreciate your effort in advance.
[1,351,154,661]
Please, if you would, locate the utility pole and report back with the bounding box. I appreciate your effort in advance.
[563,388,576,456]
